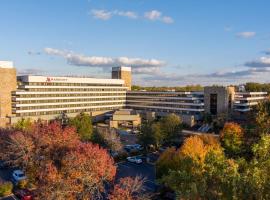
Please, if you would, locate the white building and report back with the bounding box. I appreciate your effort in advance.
[11,75,127,123]
[234,92,268,112]
[126,91,205,124]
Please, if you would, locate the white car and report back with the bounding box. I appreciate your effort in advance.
[12,170,27,183]
[127,156,143,164]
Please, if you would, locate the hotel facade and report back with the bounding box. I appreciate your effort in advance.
[0,61,268,127]
[12,75,127,123]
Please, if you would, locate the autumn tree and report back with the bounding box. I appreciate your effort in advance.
[255,99,270,135]
[156,147,179,178]
[0,121,116,200]
[109,176,150,200]
[239,135,270,199]
[160,114,182,142]
[13,118,33,132]
[220,122,244,157]
[92,126,122,152]
[138,114,182,149]
[157,135,241,199]
[68,112,93,141]
[138,122,163,150]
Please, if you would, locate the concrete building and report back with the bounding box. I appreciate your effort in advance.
[126,91,204,126]
[11,75,127,124]
[233,92,268,120]
[0,61,268,127]
[204,86,235,116]
[109,109,141,128]
[0,61,17,127]
[112,66,132,90]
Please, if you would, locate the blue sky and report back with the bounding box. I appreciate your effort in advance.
[1,0,270,86]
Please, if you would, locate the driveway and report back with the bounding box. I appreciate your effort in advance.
[116,161,156,192]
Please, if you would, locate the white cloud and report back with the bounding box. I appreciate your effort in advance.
[245,56,270,68]
[90,9,138,20]
[138,53,270,86]
[161,16,174,24]
[144,10,162,20]
[115,11,138,19]
[140,67,270,86]
[44,48,66,56]
[44,48,165,75]
[44,48,270,86]
[236,31,256,38]
[144,10,174,24]
[90,9,173,24]
[91,9,112,20]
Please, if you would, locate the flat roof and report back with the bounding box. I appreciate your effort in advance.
[17,75,125,85]
[127,91,204,95]
[0,61,13,68]
[112,66,131,72]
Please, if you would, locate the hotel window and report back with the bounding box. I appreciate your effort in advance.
[210,94,217,115]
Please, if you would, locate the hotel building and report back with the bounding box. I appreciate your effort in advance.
[234,92,268,112]
[0,63,131,126]
[11,75,127,124]
[126,91,205,125]
[0,61,268,127]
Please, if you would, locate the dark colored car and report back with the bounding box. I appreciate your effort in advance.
[14,189,34,200]
[0,161,8,169]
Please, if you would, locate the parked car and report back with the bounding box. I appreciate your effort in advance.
[133,144,143,151]
[14,189,33,200]
[12,170,27,183]
[0,161,8,169]
[127,156,143,164]
[124,144,143,153]
[124,145,134,152]
[109,150,119,158]
[132,130,140,134]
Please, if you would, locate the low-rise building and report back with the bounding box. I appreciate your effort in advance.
[109,109,141,128]
[126,91,204,126]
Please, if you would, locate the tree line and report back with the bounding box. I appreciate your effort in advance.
[0,113,149,200]
[131,85,203,92]
[155,99,270,199]
[245,82,270,93]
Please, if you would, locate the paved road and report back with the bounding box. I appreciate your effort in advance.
[182,129,219,137]
[118,131,138,145]
[0,168,13,182]
[0,195,17,200]
[116,161,156,192]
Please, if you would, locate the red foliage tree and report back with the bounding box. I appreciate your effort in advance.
[0,121,116,200]
[109,176,149,200]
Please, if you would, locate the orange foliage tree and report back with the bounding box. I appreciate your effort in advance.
[0,121,116,200]
[156,135,239,199]
[220,122,244,157]
[157,135,222,178]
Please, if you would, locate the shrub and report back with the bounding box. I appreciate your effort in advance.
[17,179,28,189]
[0,181,13,197]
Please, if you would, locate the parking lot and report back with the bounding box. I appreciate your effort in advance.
[0,195,17,200]
[116,161,156,192]
[0,168,17,200]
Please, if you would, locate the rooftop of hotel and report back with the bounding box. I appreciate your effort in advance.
[17,75,125,85]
